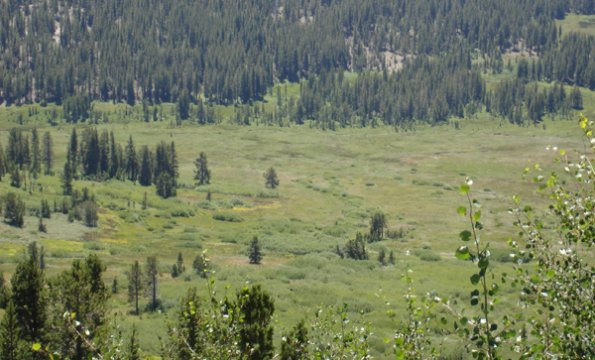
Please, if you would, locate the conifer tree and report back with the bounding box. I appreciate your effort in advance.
[10,244,46,345]
[194,152,211,185]
[176,252,185,274]
[62,159,73,195]
[30,128,41,178]
[0,145,6,181]
[127,261,143,316]
[236,285,275,360]
[42,131,53,175]
[146,256,159,311]
[280,320,309,360]
[0,273,8,309]
[0,301,21,360]
[4,193,25,228]
[67,128,78,179]
[248,236,263,265]
[264,167,279,189]
[125,136,139,182]
[138,146,153,186]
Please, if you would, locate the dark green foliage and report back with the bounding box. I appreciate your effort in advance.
[9,168,20,188]
[146,256,159,311]
[125,136,139,182]
[10,244,47,344]
[111,277,118,294]
[344,233,368,260]
[0,301,22,360]
[569,86,584,110]
[0,273,8,309]
[0,145,6,181]
[369,212,386,242]
[42,132,53,175]
[127,325,141,360]
[81,200,99,227]
[248,236,263,265]
[30,128,41,178]
[63,95,91,123]
[388,250,395,265]
[61,160,73,195]
[194,152,211,186]
[127,261,143,316]
[264,167,279,189]
[67,129,78,179]
[47,255,109,359]
[172,288,203,360]
[138,146,153,186]
[377,248,386,266]
[235,285,275,360]
[3,193,25,228]
[176,253,185,274]
[155,172,176,199]
[177,90,191,121]
[6,129,30,169]
[281,320,309,360]
[40,199,51,219]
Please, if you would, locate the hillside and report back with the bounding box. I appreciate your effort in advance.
[0,1,594,359]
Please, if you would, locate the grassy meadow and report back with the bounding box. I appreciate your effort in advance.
[0,82,593,358]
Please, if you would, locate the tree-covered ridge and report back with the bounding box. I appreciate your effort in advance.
[0,0,592,106]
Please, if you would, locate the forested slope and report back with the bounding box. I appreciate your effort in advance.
[0,0,593,107]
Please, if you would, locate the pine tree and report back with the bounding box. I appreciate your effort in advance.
[369,212,386,242]
[3,193,25,228]
[0,145,6,181]
[378,248,387,266]
[127,261,143,315]
[10,245,46,344]
[9,167,20,188]
[125,136,139,182]
[156,172,176,198]
[67,128,78,179]
[138,146,153,186]
[62,159,73,195]
[49,255,109,359]
[388,250,395,265]
[248,236,263,265]
[30,128,41,178]
[146,256,159,311]
[280,320,309,360]
[0,273,9,309]
[236,285,275,360]
[42,132,53,175]
[264,167,279,189]
[176,252,185,274]
[194,152,211,185]
[0,301,21,360]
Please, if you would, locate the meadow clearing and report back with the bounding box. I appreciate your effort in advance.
[0,90,592,358]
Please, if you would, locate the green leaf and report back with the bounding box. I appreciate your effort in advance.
[457,206,467,216]
[32,343,42,351]
[455,246,471,260]
[478,257,489,270]
[459,230,472,242]
[470,274,481,285]
[473,210,481,222]
[460,183,470,195]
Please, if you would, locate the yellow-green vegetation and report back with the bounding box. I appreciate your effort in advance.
[557,14,595,36]
[0,97,591,357]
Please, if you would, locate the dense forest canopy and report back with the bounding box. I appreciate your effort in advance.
[0,0,593,107]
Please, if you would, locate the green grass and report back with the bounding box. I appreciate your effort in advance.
[0,99,591,358]
[557,13,595,36]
